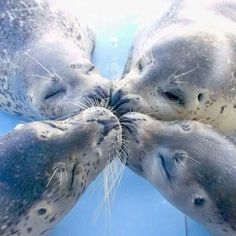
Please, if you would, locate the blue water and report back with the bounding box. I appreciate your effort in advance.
[0,7,211,236]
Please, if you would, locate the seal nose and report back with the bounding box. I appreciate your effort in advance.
[84,85,111,106]
[111,89,138,117]
[97,117,120,135]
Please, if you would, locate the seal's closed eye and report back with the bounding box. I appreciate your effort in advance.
[161,88,185,106]
[70,62,95,74]
[44,88,66,100]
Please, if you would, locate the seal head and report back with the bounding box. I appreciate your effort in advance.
[113,0,236,135]
[0,107,122,235]
[122,112,236,236]
[0,0,110,120]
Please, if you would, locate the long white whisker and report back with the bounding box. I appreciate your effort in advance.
[25,52,53,77]
[46,167,58,188]
[32,74,52,80]
[173,65,199,79]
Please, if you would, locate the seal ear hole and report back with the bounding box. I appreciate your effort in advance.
[197,93,204,102]
[37,208,47,215]
[193,196,205,207]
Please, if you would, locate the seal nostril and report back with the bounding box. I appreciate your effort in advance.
[137,62,143,72]
[111,89,124,107]
[198,93,204,102]
[96,118,120,145]
[97,118,120,135]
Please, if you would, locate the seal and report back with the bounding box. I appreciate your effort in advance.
[0,0,110,120]
[0,107,122,236]
[112,0,236,136]
[121,112,236,236]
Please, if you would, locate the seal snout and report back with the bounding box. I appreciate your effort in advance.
[97,117,120,135]
[111,88,148,117]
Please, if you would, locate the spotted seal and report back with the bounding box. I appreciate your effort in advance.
[0,0,110,120]
[121,112,236,236]
[112,0,236,136]
[0,107,122,236]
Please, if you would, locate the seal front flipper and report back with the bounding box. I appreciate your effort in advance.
[0,107,122,236]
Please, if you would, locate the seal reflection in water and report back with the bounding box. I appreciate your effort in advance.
[113,0,236,136]
[0,0,110,120]
[0,107,122,236]
[122,112,236,236]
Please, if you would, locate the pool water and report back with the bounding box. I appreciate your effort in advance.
[0,1,211,235]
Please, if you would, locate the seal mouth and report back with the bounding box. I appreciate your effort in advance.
[83,85,111,106]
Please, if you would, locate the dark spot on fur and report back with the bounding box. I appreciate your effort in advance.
[10,229,19,235]
[13,111,23,116]
[40,228,51,235]
[233,71,236,78]
[85,162,90,167]
[87,119,96,122]
[49,216,57,224]
[38,208,47,215]
[220,105,227,114]
[66,193,72,199]
[27,227,32,233]
[53,197,60,203]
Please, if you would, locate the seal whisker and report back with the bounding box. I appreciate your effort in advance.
[59,169,63,187]
[178,158,187,168]
[9,7,39,13]
[94,147,126,223]
[173,65,199,80]
[46,167,58,188]
[82,97,94,108]
[182,154,201,165]
[65,101,87,110]
[25,52,53,77]
[32,74,53,80]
